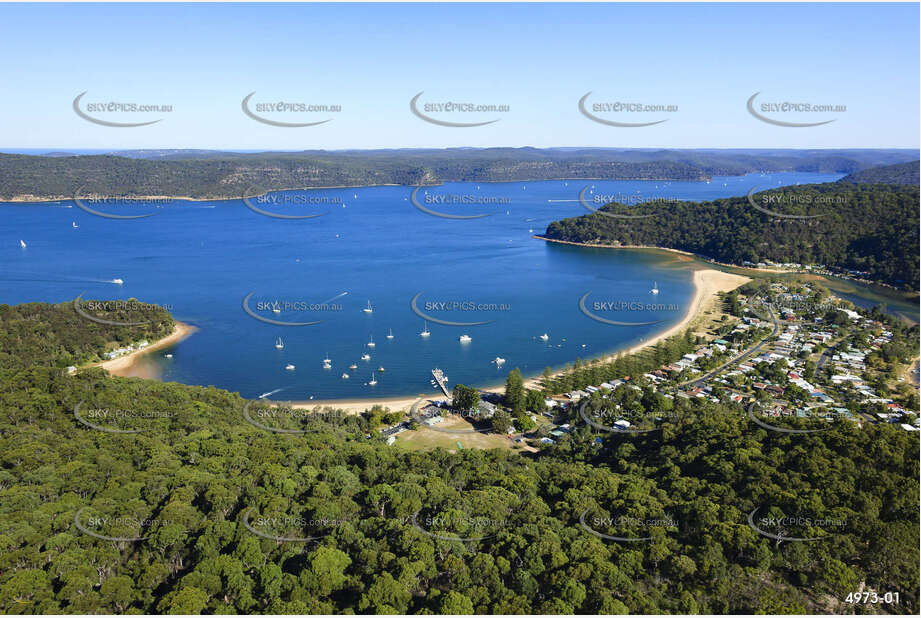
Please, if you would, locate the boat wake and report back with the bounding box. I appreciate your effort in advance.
[258,387,287,399]
[321,291,349,304]
[0,274,127,285]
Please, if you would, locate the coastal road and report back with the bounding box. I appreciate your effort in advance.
[680,299,779,389]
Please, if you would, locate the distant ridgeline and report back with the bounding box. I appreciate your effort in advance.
[838,160,920,185]
[544,181,920,290]
[0,148,914,200]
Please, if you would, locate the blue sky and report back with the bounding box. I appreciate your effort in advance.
[0,2,918,150]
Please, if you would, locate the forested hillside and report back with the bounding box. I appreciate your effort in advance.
[0,301,917,614]
[838,160,919,185]
[0,148,914,201]
[544,183,920,290]
[0,300,174,371]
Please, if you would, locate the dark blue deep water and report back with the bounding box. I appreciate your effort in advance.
[1,173,842,399]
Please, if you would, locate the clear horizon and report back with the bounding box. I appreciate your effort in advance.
[3,147,920,153]
[0,2,918,150]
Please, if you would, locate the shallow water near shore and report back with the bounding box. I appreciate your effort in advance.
[1,172,842,399]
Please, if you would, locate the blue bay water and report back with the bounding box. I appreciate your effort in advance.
[1,172,841,400]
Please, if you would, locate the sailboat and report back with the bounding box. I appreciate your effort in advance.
[368,372,378,386]
[386,328,394,339]
[275,337,284,350]
[322,353,331,368]
[363,300,373,313]
[420,321,431,337]
[367,335,375,348]
[650,281,659,295]
[19,240,26,248]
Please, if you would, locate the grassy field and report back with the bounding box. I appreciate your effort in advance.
[392,415,531,452]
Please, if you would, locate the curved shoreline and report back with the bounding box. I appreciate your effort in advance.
[85,264,748,413]
[289,265,750,413]
[533,235,791,273]
[93,321,196,377]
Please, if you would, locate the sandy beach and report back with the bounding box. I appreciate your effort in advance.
[86,245,749,413]
[291,395,426,415]
[93,321,196,378]
[286,264,750,413]
[486,266,749,393]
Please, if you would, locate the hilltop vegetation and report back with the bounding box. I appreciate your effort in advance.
[544,182,920,290]
[0,299,174,372]
[0,148,915,201]
[838,160,920,185]
[0,300,917,614]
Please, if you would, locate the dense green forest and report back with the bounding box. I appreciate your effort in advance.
[544,182,920,290]
[0,300,174,371]
[0,149,915,201]
[0,300,918,614]
[838,160,920,185]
